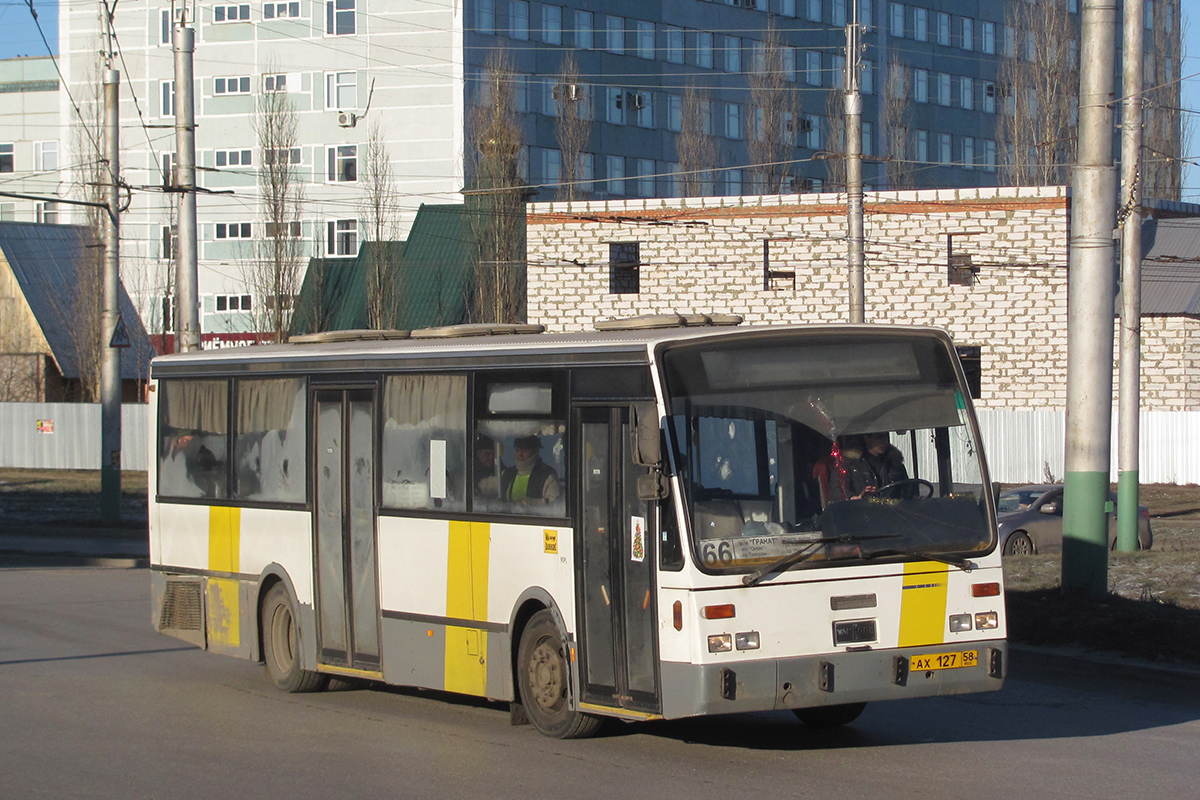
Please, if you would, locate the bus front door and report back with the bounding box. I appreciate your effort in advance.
[313,388,381,672]
[576,407,660,714]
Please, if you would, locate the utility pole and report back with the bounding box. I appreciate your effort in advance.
[1063,0,1119,598]
[100,11,121,524]
[846,0,865,323]
[1116,0,1144,552]
[174,12,201,352]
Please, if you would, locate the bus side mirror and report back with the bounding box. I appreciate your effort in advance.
[632,402,661,468]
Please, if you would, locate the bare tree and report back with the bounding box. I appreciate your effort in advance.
[747,18,801,194]
[553,52,593,202]
[995,0,1078,186]
[822,88,847,192]
[677,83,718,196]
[1142,0,1184,200]
[360,119,401,329]
[883,55,915,190]
[248,77,305,343]
[466,49,525,324]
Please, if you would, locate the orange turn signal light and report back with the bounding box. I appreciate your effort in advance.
[701,604,735,620]
[972,582,1001,597]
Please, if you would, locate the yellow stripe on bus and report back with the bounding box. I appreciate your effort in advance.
[206,507,241,648]
[445,521,490,696]
[897,562,949,648]
[208,506,240,574]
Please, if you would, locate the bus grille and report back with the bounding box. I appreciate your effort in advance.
[160,579,203,632]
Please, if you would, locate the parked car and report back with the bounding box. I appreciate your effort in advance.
[996,484,1153,555]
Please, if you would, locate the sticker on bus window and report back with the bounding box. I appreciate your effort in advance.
[631,516,646,563]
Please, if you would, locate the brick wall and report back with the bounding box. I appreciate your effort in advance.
[527,186,1199,411]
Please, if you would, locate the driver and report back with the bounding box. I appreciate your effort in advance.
[833,432,909,500]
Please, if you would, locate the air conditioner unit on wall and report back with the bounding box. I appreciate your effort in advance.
[337,112,357,128]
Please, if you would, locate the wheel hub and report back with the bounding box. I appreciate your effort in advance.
[528,640,564,710]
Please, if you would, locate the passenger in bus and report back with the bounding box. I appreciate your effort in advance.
[501,435,561,506]
[473,434,500,497]
[831,432,908,500]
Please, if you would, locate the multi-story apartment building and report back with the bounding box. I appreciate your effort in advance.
[8,0,1178,342]
[0,57,62,225]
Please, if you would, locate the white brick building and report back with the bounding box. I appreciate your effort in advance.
[527,186,1200,411]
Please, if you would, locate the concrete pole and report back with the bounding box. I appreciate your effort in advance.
[1116,0,1144,552]
[846,0,865,323]
[174,19,201,353]
[100,68,122,524]
[1063,0,1119,599]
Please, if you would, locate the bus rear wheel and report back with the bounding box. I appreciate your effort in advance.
[793,702,866,728]
[517,610,603,739]
[261,583,327,694]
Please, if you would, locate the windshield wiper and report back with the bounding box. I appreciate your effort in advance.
[862,548,976,571]
[742,534,898,587]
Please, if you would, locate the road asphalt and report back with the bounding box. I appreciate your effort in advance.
[3,521,1198,688]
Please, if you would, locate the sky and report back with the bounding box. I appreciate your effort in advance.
[1,0,1198,200]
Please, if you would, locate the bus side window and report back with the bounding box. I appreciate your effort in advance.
[233,377,306,504]
[381,374,467,511]
[158,379,229,500]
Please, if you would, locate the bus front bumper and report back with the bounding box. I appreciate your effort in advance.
[658,639,1006,720]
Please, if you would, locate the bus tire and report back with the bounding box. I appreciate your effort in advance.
[261,583,328,694]
[793,702,866,728]
[517,610,604,739]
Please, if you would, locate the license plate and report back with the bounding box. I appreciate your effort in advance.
[911,650,978,671]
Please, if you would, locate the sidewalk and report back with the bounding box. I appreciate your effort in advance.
[0,522,148,567]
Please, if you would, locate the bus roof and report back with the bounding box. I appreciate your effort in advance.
[149,322,954,378]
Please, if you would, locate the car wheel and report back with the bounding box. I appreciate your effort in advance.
[1004,531,1034,556]
[261,583,328,693]
[517,610,604,739]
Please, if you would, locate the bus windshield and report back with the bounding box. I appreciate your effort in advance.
[661,333,994,575]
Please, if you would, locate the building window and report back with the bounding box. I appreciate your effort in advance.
[889,3,904,37]
[216,222,252,239]
[327,219,358,256]
[807,0,821,23]
[981,21,995,55]
[606,15,624,54]
[326,71,357,109]
[632,92,653,129]
[983,140,996,173]
[832,0,845,27]
[637,159,654,197]
[215,294,252,312]
[913,68,928,102]
[913,7,927,41]
[830,55,845,89]
[575,9,592,49]
[936,12,950,46]
[956,346,982,397]
[542,149,561,185]
[938,133,951,165]
[961,136,975,170]
[161,80,175,117]
[34,141,57,172]
[214,76,251,95]
[782,0,797,18]
[609,242,640,294]
[724,36,741,73]
[667,94,682,132]
[960,18,973,51]
[509,0,529,40]
[862,60,874,94]
[263,2,301,18]
[696,31,713,69]
[802,114,821,149]
[636,21,654,60]
[805,51,821,86]
[326,0,355,35]
[265,221,303,238]
[476,0,495,34]
[161,152,176,186]
[265,147,301,165]
[960,76,973,110]
[214,5,251,23]
[263,73,287,93]
[161,226,178,260]
[724,102,741,140]
[665,26,684,64]
[936,73,951,106]
[542,5,561,45]
[726,169,742,196]
[607,87,626,125]
[982,82,996,114]
[915,129,928,162]
[606,155,625,195]
[35,202,59,224]
[327,145,357,182]
[215,149,252,167]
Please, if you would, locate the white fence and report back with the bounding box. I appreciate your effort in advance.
[0,403,151,471]
[1,403,1198,485]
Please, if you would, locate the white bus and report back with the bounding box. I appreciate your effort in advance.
[149,317,1006,738]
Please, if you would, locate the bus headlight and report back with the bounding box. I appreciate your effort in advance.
[975,612,999,630]
[708,634,733,653]
[949,614,973,633]
[734,631,760,650]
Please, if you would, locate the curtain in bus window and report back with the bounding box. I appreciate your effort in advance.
[159,379,229,499]
[233,377,306,503]
[381,374,467,511]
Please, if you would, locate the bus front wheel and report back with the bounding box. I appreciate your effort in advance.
[261,583,328,694]
[793,702,867,727]
[517,610,604,739]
